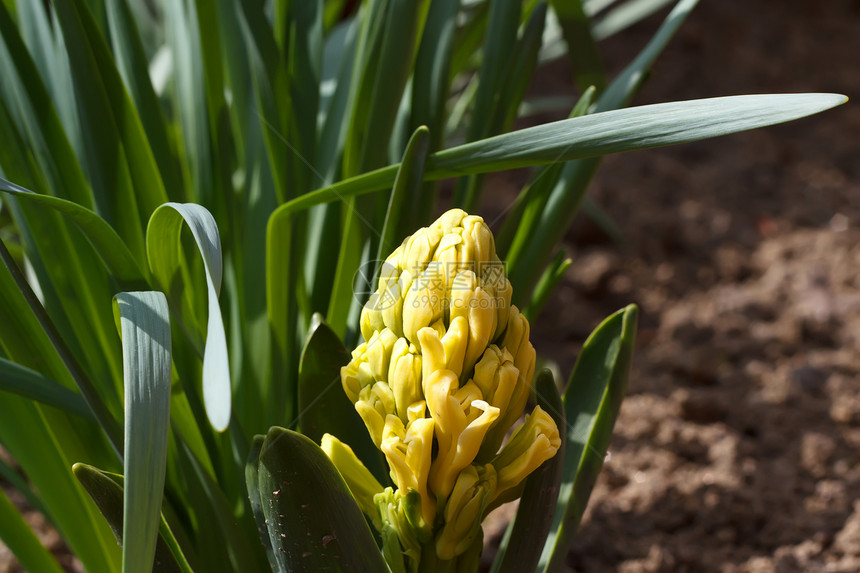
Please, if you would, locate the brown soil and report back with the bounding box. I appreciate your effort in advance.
[514,0,860,571]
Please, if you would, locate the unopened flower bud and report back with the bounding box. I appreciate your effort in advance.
[425,371,499,500]
[435,464,497,560]
[388,338,423,421]
[321,434,384,528]
[355,382,397,446]
[365,328,398,382]
[501,306,536,388]
[491,406,561,499]
[381,415,436,526]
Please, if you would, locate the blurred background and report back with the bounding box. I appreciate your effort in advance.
[485,0,859,571]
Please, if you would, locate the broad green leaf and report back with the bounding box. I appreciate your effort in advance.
[256,426,388,571]
[174,439,262,572]
[0,178,147,284]
[492,370,566,573]
[453,0,522,208]
[275,0,323,195]
[114,292,172,573]
[0,95,125,414]
[0,357,93,420]
[297,315,388,483]
[73,464,191,573]
[147,203,231,432]
[0,487,64,573]
[540,304,638,572]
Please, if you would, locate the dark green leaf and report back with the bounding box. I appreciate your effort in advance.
[539,304,638,571]
[257,426,388,572]
[297,315,388,484]
[73,464,192,573]
[492,369,566,573]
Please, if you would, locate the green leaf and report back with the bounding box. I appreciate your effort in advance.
[256,426,388,571]
[492,370,566,573]
[375,126,430,293]
[146,203,231,432]
[539,304,638,572]
[0,487,64,573]
[549,0,606,92]
[114,292,172,573]
[297,315,388,483]
[244,435,277,572]
[524,251,571,321]
[269,92,846,218]
[52,0,169,258]
[0,357,93,420]
[0,178,147,284]
[508,0,699,301]
[105,0,183,198]
[592,0,676,41]
[0,2,94,209]
[0,237,123,452]
[73,463,192,573]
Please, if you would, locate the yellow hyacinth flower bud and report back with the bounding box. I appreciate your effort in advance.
[433,208,468,233]
[380,415,436,526]
[341,342,378,402]
[501,306,536,388]
[375,488,422,564]
[388,338,423,421]
[402,226,444,273]
[355,382,397,446]
[470,345,524,459]
[434,464,497,560]
[424,371,499,500]
[402,267,446,345]
[449,271,498,374]
[490,406,561,499]
[321,434,384,528]
[365,328,398,382]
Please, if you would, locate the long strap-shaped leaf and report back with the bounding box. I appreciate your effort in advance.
[268,92,846,219]
[114,292,172,573]
[539,304,638,571]
[0,357,93,420]
[147,203,231,432]
[0,177,147,284]
[0,486,64,573]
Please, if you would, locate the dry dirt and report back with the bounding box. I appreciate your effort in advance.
[498,0,860,571]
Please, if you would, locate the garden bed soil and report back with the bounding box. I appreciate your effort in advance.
[481,1,860,571]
